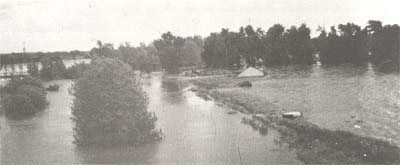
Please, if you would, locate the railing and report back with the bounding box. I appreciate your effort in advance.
[0,71,29,78]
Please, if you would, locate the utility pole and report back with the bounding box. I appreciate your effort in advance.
[23,42,26,53]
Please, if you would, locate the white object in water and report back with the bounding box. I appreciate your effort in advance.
[354,125,361,129]
[282,111,303,119]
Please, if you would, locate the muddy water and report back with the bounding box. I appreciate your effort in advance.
[0,75,301,164]
[259,64,400,145]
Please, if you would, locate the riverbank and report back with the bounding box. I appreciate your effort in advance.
[187,74,400,164]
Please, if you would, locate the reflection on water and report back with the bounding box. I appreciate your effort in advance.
[0,74,301,164]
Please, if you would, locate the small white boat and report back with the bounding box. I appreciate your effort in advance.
[282,111,303,119]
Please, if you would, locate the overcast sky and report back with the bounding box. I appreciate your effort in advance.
[0,0,399,53]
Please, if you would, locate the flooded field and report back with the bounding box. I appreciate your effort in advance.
[204,64,400,146]
[0,75,301,164]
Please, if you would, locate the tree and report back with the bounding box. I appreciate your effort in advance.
[201,32,227,68]
[90,41,120,58]
[316,23,368,65]
[337,23,368,64]
[153,32,185,73]
[71,58,161,146]
[118,43,157,74]
[40,55,68,80]
[239,25,264,67]
[201,29,242,68]
[367,21,400,71]
[283,24,314,64]
[180,36,203,67]
[262,24,287,65]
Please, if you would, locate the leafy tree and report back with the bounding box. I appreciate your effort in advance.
[40,55,68,80]
[202,33,227,68]
[153,32,185,73]
[239,25,264,67]
[180,36,203,67]
[284,24,314,64]
[201,29,242,68]
[64,63,91,79]
[119,43,157,74]
[317,26,343,64]
[262,24,287,65]
[367,21,400,71]
[337,23,369,64]
[71,58,161,146]
[316,23,368,64]
[90,41,120,58]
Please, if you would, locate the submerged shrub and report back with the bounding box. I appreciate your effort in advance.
[71,58,161,146]
[276,119,400,164]
[46,84,60,91]
[65,63,91,79]
[0,76,47,118]
[161,79,181,92]
[40,56,68,80]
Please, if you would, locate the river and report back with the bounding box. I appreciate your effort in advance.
[0,74,301,164]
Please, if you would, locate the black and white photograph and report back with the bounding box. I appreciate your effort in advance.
[0,0,400,164]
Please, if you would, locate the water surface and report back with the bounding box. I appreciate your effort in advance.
[0,75,301,164]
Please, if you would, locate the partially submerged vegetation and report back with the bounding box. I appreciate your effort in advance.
[70,58,162,146]
[244,116,400,164]
[46,84,60,91]
[0,76,48,118]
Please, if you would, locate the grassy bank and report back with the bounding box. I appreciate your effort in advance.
[188,76,400,164]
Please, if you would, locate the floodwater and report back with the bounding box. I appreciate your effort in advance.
[0,74,301,164]
[255,63,400,146]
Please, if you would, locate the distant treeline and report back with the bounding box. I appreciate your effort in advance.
[147,20,400,73]
[201,20,399,70]
[3,20,399,73]
[88,36,203,73]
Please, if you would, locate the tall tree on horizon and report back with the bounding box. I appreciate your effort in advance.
[283,24,314,65]
[262,24,287,65]
[153,32,185,73]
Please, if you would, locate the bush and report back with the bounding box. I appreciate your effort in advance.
[237,81,252,87]
[46,84,60,91]
[65,63,91,79]
[40,56,68,80]
[0,76,47,118]
[71,58,161,146]
[277,119,400,164]
[161,79,181,92]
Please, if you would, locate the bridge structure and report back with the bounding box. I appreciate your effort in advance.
[0,54,35,79]
[0,72,29,79]
[0,64,30,79]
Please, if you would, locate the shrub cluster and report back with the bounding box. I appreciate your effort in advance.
[71,58,161,146]
[46,84,60,91]
[0,76,48,118]
[64,63,91,79]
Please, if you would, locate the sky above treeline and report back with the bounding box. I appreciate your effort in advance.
[0,0,399,53]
